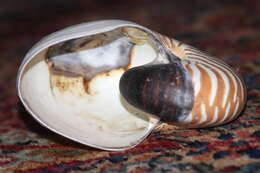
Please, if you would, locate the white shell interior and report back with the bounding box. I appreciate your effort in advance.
[19,30,160,150]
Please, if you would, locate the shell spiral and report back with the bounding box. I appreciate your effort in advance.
[17,20,248,151]
[120,33,247,128]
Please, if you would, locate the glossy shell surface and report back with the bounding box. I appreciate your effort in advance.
[158,35,246,127]
[17,20,247,151]
[17,20,162,151]
[120,33,247,128]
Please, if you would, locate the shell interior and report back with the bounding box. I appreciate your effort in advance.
[19,27,161,150]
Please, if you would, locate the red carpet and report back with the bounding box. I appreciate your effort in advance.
[0,0,260,172]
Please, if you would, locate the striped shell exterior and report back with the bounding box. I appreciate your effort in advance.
[120,33,247,128]
[158,35,246,128]
[17,20,247,150]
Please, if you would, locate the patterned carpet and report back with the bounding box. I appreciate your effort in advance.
[0,0,260,172]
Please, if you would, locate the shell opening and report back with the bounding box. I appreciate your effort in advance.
[19,26,161,150]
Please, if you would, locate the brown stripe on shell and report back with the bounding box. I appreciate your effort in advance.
[205,64,230,126]
[185,52,236,78]
[188,64,210,126]
[192,61,241,126]
[223,72,243,124]
[180,49,245,128]
[189,55,244,106]
[184,49,244,102]
[200,63,234,126]
[179,44,246,127]
[157,34,187,59]
[216,67,237,124]
[192,63,218,127]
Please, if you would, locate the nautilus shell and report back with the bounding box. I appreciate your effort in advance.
[17,20,247,151]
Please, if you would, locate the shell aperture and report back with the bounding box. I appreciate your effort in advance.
[17,20,247,151]
[46,30,133,81]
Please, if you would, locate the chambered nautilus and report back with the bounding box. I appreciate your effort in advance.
[17,20,247,150]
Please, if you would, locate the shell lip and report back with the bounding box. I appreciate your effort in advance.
[16,19,156,93]
[17,82,158,151]
[16,19,160,151]
[19,97,158,151]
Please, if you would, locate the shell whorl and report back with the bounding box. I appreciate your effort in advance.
[120,33,246,128]
[156,34,247,128]
[17,20,248,151]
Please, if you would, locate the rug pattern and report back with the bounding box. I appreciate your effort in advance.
[0,0,260,172]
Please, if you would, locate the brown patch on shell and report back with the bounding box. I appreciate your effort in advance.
[45,33,109,58]
[121,27,148,45]
[72,39,104,52]
[50,75,87,97]
[157,34,187,59]
[49,43,134,95]
[50,67,129,97]
[45,27,145,97]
